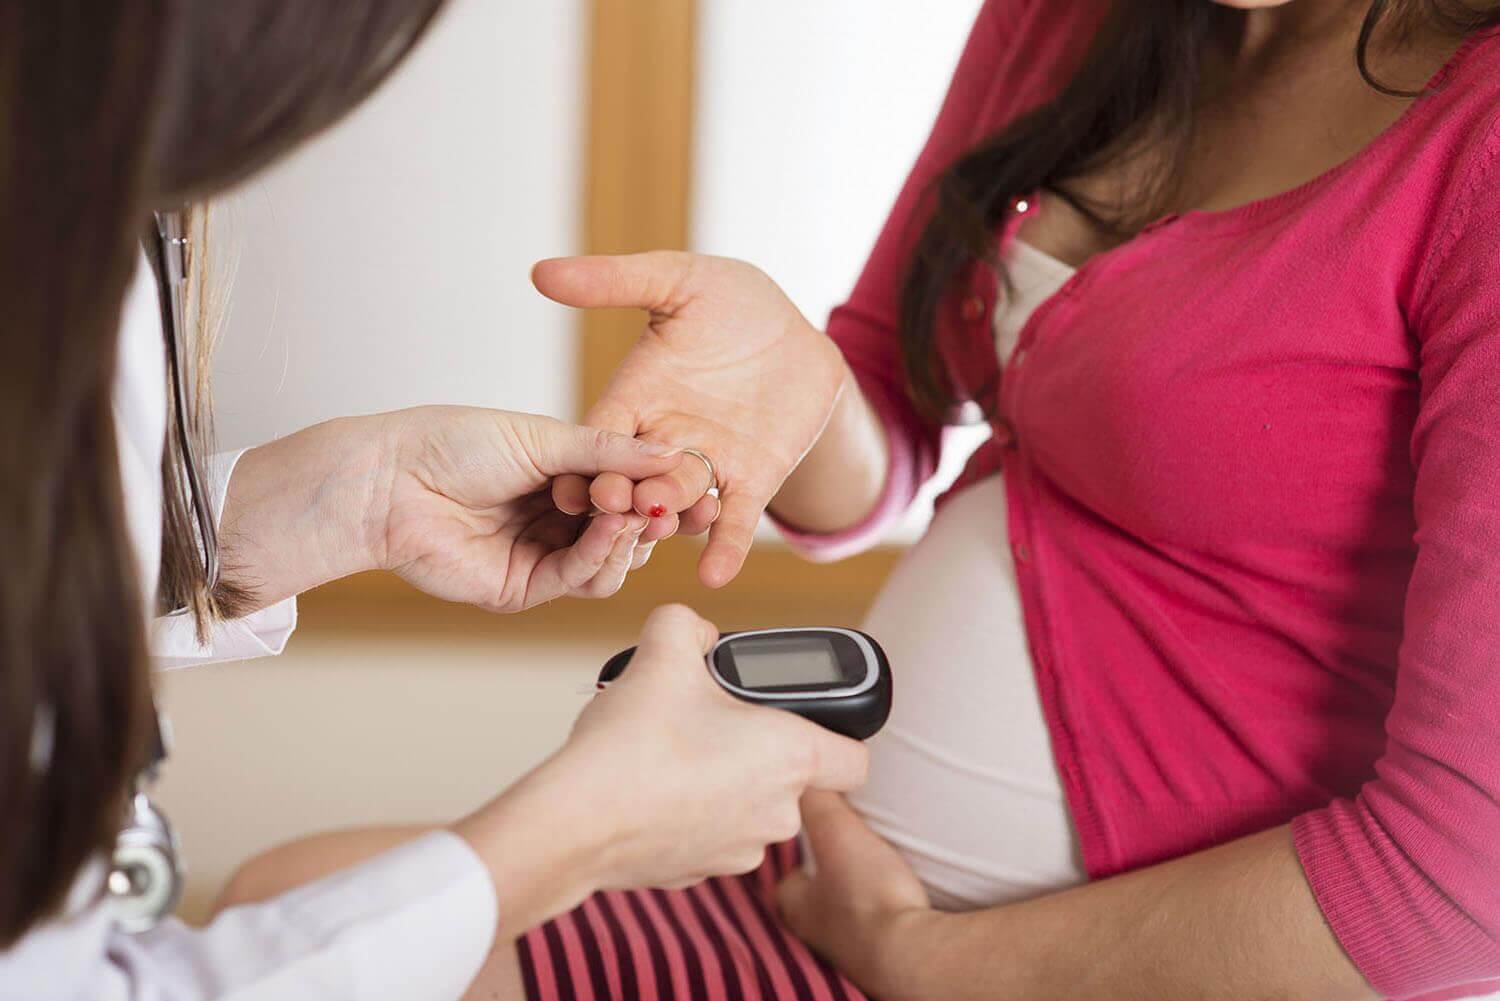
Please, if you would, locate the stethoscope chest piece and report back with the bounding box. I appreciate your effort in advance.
[108,789,184,933]
[107,702,184,934]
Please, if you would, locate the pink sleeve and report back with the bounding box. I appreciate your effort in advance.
[771,0,1013,558]
[1291,121,1500,999]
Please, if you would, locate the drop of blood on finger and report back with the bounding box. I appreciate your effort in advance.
[649,504,667,519]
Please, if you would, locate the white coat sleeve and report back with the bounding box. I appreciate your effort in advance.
[0,832,498,1001]
[150,450,299,670]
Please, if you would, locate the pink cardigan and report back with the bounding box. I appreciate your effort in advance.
[778,2,1500,997]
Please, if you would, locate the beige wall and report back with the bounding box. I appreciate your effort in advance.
[157,627,635,923]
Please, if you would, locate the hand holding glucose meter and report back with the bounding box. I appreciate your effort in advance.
[599,627,893,740]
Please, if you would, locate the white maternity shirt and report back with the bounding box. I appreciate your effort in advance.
[0,260,497,1001]
[847,241,1089,911]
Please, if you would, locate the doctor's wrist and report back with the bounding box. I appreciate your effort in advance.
[219,416,389,609]
[451,753,615,939]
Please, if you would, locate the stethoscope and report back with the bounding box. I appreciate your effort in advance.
[105,209,217,934]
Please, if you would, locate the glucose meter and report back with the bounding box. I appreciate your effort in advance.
[599,627,893,740]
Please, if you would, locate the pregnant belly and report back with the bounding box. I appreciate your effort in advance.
[846,476,1086,911]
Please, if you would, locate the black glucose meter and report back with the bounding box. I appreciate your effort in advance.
[599,627,893,740]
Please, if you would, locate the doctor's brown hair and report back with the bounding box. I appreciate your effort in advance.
[0,0,446,946]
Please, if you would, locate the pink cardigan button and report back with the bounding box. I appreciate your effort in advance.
[960,295,985,322]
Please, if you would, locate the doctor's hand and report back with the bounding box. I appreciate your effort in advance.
[453,605,870,934]
[219,406,686,612]
[533,253,850,588]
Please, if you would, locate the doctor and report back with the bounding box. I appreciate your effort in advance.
[0,2,866,999]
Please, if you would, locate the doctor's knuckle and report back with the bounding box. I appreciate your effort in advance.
[769,807,803,843]
[781,736,819,787]
[587,426,623,455]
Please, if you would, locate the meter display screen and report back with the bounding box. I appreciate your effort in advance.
[729,634,843,689]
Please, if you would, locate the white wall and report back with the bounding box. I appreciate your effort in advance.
[692,1,986,538]
[209,0,585,452]
[692,0,982,332]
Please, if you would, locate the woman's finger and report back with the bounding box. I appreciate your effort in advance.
[698,490,764,588]
[641,512,679,543]
[678,493,720,537]
[632,450,715,520]
[774,869,817,941]
[798,789,863,842]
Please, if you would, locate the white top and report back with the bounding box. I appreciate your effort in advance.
[847,241,1087,911]
[0,260,498,1000]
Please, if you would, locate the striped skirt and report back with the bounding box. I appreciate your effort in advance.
[517,841,870,1001]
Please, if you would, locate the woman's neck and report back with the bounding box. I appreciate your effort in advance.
[1224,1,1456,88]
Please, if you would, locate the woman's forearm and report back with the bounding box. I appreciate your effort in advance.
[766,367,890,536]
[217,415,391,610]
[875,826,1371,1001]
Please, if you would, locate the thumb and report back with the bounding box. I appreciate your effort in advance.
[631,603,720,671]
[523,418,686,480]
[799,790,863,849]
[775,868,816,938]
[532,252,699,314]
[803,732,870,794]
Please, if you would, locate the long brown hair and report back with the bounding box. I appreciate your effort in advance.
[899,0,1500,420]
[0,0,447,946]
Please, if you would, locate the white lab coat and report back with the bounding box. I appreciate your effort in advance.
[0,261,498,1000]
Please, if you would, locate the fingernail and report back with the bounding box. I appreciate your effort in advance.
[638,441,683,457]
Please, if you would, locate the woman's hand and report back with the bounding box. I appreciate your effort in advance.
[219,406,687,612]
[532,253,852,587]
[776,791,936,997]
[452,605,871,935]
[778,800,1374,1001]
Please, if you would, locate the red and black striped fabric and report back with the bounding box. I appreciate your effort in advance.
[517,841,870,1001]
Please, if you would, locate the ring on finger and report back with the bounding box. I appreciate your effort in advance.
[681,448,719,495]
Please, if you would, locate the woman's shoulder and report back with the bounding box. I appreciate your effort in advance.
[1422,36,1500,227]
[1403,34,1500,334]
[1410,31,1500,174]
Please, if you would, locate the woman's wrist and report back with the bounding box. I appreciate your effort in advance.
[866,907,961,1001]
[767,365,890,535]
[217,414,392,610]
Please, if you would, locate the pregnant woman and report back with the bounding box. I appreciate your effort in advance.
[533,0,1500,997]
[227,0,1500,997]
